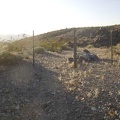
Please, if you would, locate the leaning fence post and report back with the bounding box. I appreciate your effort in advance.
[73,29,77,68]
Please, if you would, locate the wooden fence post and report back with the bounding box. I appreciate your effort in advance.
[74,29,77,68]
[110,30,113,64]
[33,30,35,67]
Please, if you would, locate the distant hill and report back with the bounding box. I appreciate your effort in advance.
[3,24,120,51]
[0,34,30,42]
[22,24,120,48]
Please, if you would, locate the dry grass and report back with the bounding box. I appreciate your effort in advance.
[0,51,23,65]
[34,47,46,54]
[0,41,30,65]
[39,39,68,52]
[0,44,120,119]
[57,48,120,119]
[87,44,94,48]
[113,43,120,55]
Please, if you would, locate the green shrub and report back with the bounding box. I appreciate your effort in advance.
[34,47,45,54]
[87,44,94,48]
[39,39,67,52]
[61,43,71,50]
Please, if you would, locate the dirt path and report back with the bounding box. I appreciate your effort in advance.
[0,60,70,120]
[0,48,120,120]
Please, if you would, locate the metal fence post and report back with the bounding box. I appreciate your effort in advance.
[74,29,77,68]
[33,30,35,67]
[110,30,113,64]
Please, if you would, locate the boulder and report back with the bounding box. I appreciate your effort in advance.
[68,49,99,63]
[77,49,99,62]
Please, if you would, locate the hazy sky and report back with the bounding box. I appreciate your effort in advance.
[0,0,120,35]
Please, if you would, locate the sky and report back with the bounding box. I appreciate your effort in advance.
[0,0,120,35]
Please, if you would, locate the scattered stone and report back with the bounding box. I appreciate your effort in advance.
[91,107,97,111]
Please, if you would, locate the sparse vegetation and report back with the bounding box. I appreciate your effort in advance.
[87,44,94,48]
[0,25,120,119]
[39,28,74,39]
[113,43,120,55]
[7,43,22,52]
[0,51,23,65]
[34,47,46,54]
[39,39,68,52]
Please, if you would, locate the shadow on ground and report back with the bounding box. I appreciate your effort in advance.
[0,59,120,120]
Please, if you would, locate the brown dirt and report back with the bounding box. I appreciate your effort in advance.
[0,48,120,120]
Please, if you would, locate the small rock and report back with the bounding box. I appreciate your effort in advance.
[15,105,20,110]
[81,98,84,101]
[91,107,97,111]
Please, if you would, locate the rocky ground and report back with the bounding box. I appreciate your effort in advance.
[0,48,120,120]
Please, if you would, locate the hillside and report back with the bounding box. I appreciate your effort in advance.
[1,24,120,56]
[0,24,120,119]
[18,24,120,48]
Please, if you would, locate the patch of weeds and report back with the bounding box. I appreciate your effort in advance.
[87,44,94,48]
[113,44,120,55]
[39,39,67,52]
[6,40,28,52]
[34,47,46,54]
[0,51,23,65]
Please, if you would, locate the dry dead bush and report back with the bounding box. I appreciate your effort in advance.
[34,47,46,54]
[0,51,23,65]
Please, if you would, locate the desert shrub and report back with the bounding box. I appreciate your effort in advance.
[113,43,120,55]
[0,51,23,65]
[87,44,94,48]
[24,55,30,59]
[5,41,27,52]
[34,47,45,54]
[61,43,71,50]
[39,39,67,52]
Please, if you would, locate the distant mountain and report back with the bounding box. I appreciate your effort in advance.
[0,34,30,42]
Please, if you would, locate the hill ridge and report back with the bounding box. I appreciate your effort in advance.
[21,24,120,48]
